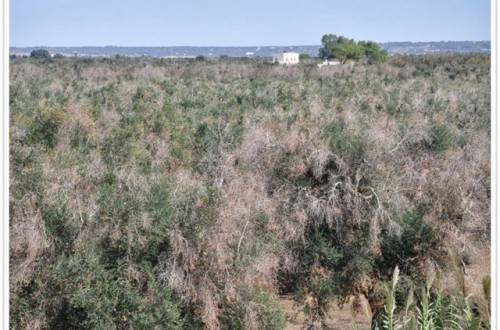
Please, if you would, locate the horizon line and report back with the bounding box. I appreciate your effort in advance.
[9,40,492,49]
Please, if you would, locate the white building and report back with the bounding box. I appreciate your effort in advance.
[272,52,299,65]
[317,59,341,68]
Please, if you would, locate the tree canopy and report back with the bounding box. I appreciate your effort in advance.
[30,49,52,60]
[319,34,389,64]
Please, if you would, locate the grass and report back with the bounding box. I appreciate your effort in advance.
[375,255,491,330]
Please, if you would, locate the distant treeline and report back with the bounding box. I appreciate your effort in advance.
[10,41,490,58]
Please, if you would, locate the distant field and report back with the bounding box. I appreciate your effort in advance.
[10,54,490,329]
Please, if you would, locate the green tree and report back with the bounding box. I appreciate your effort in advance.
[358,40,389,63]
[299,53,311,60]
[331,40,364,63]
[320,34,389,64]
[319,34,363,63]
[319,34,345,59]
[30,49,51,60]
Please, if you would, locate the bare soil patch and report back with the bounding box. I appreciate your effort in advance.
[281,296,371,330]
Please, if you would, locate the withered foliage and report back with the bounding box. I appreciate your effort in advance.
[10,54,490,329]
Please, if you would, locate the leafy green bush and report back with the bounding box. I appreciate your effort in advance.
[322,120,366,168]
[27,108,65,148]
[10,282,39,330]
[291,222,374,318]
[96,173,139,226]
[89,83,118,119]
[50,250,183,329]
[42,204,77,254]
[10,148,44,200]
[221,287,286,330]
[426,124,454,154]
[100,127,134,166]
[378,210,436,274]
[69,122,94,155]
[141,181,174,261]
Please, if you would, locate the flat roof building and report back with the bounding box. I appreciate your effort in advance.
[272,52,299,65]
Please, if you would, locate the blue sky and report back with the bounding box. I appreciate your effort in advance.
[10,0,490,47]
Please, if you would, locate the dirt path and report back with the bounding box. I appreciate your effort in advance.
[281,296,371,330]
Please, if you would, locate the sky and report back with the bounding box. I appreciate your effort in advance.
[10,0,491,47]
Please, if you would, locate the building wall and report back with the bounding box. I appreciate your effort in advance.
[317,59,341,68]
[272,52,299,65]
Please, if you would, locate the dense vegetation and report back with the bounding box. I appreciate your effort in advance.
[10,53,490,329]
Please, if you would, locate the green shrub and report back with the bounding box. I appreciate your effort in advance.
[426,124,454,154]
[131,275,184,329]
[27,108,65,148]
[134,151,152,174]
[96,173,139,225]
[100,127,133,166]
[50,250,183,329]
[221,287,286,330]
[89,83,118,119]
[42,204,77,254]
[173,185,221,242]
[10,148,44,199]
[378,210,436,273]
[69,122,94,155]
[142,181,174,261]
[292,222,374,317]
[10,284,38,330]
[192,121,243,174]
[322,120,366,167]
[412,64,432,77]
